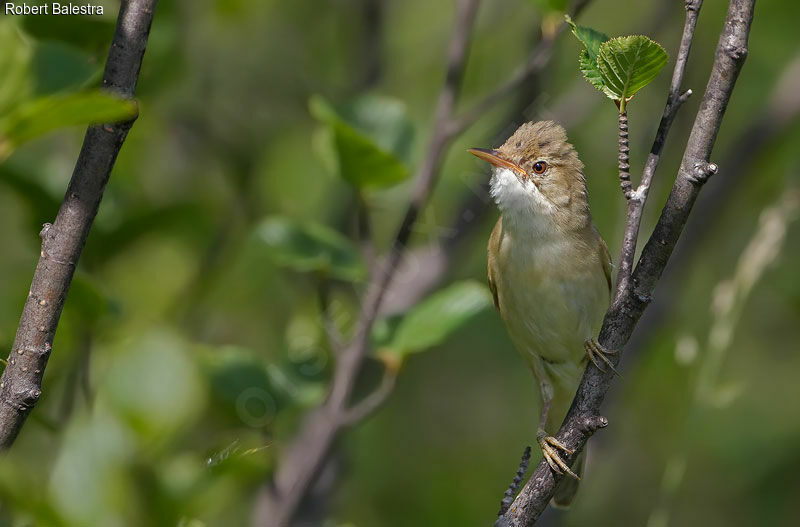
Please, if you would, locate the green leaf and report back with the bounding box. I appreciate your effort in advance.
[566,16,612,97]
[102,331,207,438]
[21,13,115,57]
[0,21,34,116]
[579,50,608,94]
[31,41,101,94]
[383,281,492,359]
[0,90,138,159]
[254,216,366,281]
[597,35,668,110]
[565,15,609,63]
[309,94,412,188]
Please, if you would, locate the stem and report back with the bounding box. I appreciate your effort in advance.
[618,111,632,199]
[0,0,159,450]
[498,0,754,523]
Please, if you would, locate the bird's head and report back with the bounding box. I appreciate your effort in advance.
[469,121,590,230]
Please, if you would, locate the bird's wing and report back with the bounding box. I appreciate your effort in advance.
[487,217,502,310]
[598,235,613,295]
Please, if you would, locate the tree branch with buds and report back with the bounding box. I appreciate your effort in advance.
[497,0,756,524]
[0,0,159,450]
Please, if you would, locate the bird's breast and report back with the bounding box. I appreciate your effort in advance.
[491,223,609,370]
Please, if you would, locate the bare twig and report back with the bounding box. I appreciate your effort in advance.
[259,2,481,525]
[0,0,159,449]
[498,447,532,517]
[447,0,592,137]
[382,1,678,319]
[617,111,632,199]
[339,366,397,427]
[260,2,602,524]
[612,0,701,301]
[498,0,755,523]
[317,280,344,355]
[629,50,800,355]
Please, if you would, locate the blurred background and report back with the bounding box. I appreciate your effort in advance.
[0,0,799,526]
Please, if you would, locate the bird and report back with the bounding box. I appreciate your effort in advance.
[469,120,613,507]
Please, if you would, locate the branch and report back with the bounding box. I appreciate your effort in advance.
[498,446,532,517]
[339,366,397,427]
[613,0,701,301]
[0,0,159,450]
[498,0,755,523]
[629,49,800,355]
[260,2,481,525]
[447,0,593,137]
[260,3,602,524]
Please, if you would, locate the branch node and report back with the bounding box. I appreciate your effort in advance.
[580,415,609,434]
[724,44,748,61]
[685,0,701,12]
[498,446,532,517]
[687,161,718,185]
[38,223,52,239]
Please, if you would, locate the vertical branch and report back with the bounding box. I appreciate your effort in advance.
[617,111,632,199]
[259,3,481,526]
[0,0,159,449]
[612,0,703,303]
[498,0,755,523]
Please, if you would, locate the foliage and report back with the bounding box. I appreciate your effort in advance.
[0,2,796,527]
[309,94,414,188]
[254,216,366,281]
[567,16,668,112]
[0,20,137,162]
[379,281,492,364]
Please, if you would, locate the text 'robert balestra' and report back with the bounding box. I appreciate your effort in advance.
[4,3,104,15]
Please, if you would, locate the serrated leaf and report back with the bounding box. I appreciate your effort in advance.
[0,90,138,159]
[383,281,492,359]
[254,216,366,281]
[565,15,609,63]
[579,50,607,94]
[309,94,412,189]
[597,35,668,109]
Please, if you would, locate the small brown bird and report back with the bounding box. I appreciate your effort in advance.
[469,121,613,506]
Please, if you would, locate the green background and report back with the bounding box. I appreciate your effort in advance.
[1,0,799,526]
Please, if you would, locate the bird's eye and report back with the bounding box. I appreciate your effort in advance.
[532,161,548,174]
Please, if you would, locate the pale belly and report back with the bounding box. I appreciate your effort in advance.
[493,233,610,391]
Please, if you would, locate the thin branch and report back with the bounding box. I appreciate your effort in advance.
[448,0,593,137]
[613,0,702,304]
[260,2,481,525]
[0,0,159,450]
[339,366,397,427]
[498,447,532,517]
[317,280,344,355]
[629,49,800,356]
[617,111,632,199]
[498,0,755,523]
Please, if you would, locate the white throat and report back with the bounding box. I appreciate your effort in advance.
[489,167,555,220]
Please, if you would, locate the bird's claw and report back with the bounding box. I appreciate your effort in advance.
[537,433,579,480]
[584,338,620,377]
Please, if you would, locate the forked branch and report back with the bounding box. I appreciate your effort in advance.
[498,0,755,523]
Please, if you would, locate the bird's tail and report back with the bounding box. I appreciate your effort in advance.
[550,448,585,509]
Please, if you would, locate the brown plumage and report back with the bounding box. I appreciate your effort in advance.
[471,121,612,507]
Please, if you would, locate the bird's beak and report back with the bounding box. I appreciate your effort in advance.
[467,148,527,178]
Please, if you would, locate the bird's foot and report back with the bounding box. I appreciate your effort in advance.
[537,430,579,480]
[584,338,620,377]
